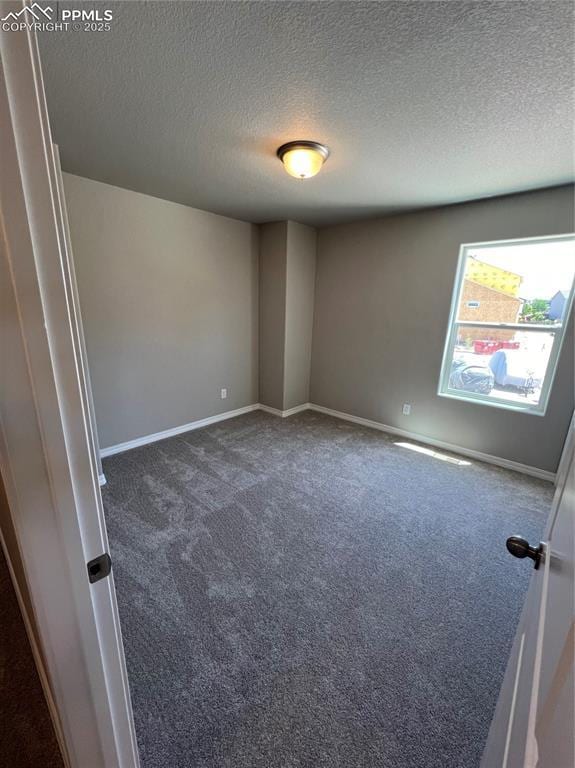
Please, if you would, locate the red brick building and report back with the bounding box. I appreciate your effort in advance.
[457,279,523,343]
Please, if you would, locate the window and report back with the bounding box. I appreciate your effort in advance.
[438,234,575,415]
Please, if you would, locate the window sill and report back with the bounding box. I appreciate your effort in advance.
[437,388,546,416]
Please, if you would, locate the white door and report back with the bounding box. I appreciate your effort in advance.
[0,9,139,767]
[53,142,106,486]
[481,419,574,768]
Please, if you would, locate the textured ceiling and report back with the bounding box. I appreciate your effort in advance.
[39,1,574,226]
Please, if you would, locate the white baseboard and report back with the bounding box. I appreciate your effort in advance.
[283,403,311,417]
[259,402,310,418]
[100,404,260,457]
[98,473,107,487]
[258,404,283,417]
[308,403,556,483]
[98,399,555,482]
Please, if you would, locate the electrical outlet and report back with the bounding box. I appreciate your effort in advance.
[402,403,411,416]
[220,388,227,400]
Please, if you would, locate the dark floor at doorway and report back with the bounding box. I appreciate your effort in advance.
[0,546,64,768]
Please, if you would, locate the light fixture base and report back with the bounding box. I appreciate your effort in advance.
[276,140,330,161]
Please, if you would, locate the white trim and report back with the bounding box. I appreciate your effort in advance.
[437,234,575,418]
[259,403,310,418]
[101,402,309,459]
[100,400,555,482]
[308,404,556,483]
[1,18,138,767]
[257,404,284,417]
[100,404,260,457]
[53,145,104,479]
[502,632,526,768]
[554,412,574,494]
[98,474,107,487]
[282,403,311,417]
[101,402,311,459]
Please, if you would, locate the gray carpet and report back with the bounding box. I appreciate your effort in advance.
[102,410,552,768]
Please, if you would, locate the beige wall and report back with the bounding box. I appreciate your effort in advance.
[310,186,574,473]
[259,221,316,411]
[284,222,317,410]
[64,174,259,448]
[259,222,288,411]
[65,173,572,472]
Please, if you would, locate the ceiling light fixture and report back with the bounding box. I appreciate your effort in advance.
[277,140,330,179]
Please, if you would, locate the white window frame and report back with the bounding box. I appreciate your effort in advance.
[438,234,575,417]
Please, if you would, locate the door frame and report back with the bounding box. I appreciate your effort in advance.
[0,6,139,767]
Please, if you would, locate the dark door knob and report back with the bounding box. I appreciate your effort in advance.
[506,536,543,569]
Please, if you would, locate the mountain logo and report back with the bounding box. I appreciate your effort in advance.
[1,3,53,21]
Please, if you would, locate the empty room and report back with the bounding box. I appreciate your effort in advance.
[1,2,574,767]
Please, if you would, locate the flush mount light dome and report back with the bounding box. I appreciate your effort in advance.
[277,140,330,179]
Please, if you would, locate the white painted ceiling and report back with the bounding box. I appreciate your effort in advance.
[39,1,574,226]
